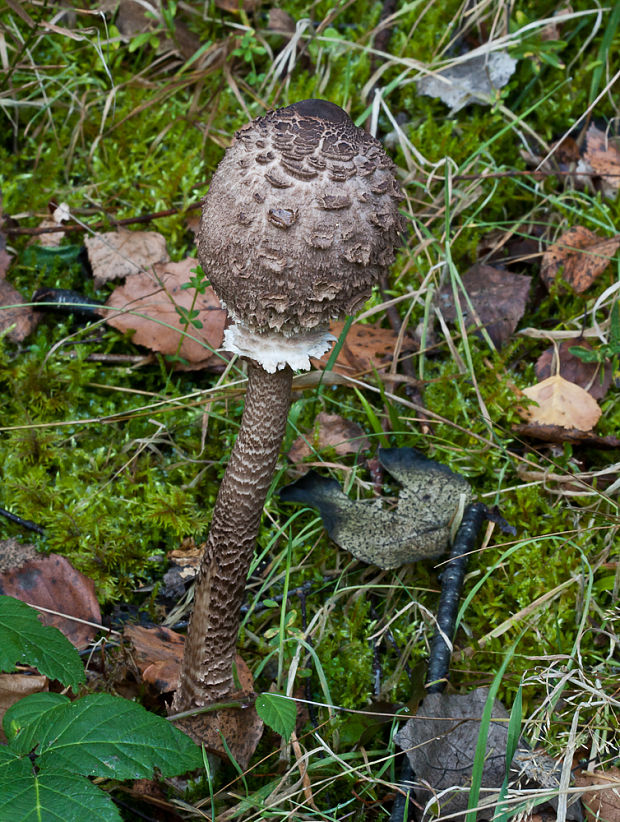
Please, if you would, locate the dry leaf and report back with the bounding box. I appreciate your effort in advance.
[312,320,413,375]
[437,263,531,347]
[0,540,101,649]
[281,448,471,570]
[0,673,48,743]
[104,258,227,369]
[536,340,612,400]
[0,278,40,342]
[575,767,620,822]
[35,202,71,248]
[417,51,517,111]
[581,124,620,198]
[288,412,370,462]
[124,624,185,692]
[521,375,601,431]
[85,228,170,288]
[513,422,620,448]
[540,227,620,292]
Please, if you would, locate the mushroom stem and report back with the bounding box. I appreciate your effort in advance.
[172,361,293,711]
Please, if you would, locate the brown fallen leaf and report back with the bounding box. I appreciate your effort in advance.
[540,226,620,292]
[34,202,71,248]
[437,263,531,347]
[0,673,48,743]
[312,320,414,375]
[288,412,370,462]
[581,124,620,198]
[520,375,602,431]
[575,767,620,822]
[85,228,170,289]
[536,340,612,400]
[0,540,101,649]
[103,258,227,369]
[0,278,40,342]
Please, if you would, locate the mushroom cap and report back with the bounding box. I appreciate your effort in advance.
[197,99,404,338]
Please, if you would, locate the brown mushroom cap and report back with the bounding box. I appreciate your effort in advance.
[197,99,404,338]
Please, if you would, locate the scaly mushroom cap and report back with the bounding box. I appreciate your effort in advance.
[197,100,404,356]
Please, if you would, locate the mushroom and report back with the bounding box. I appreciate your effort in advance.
[171,99,404,719]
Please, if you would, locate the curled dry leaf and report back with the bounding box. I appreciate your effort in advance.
[0,539,101,649]
[288,412,370,462]
[437,263,531,348]
[536,340,612,400]
[312,319,414,375]
[520,375,602,431]
[540,226,620,293]
[103,258,227,369]
[85,228,170,288]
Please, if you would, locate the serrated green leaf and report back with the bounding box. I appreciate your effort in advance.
[0,747,31,780]
[255,693,297,741]
[4,693,71,752]
[0,770,121,822]
[0,596,86,690]
[7,693,203,779]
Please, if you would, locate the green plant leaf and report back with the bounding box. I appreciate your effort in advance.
[0,747,31,780]
[5,693,203,779]
[3,692,70,750]
[0,769,122,822]
[0,596,86,691]
[255,693,296,741]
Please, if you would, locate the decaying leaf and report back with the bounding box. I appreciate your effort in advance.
[124,624,186,693]
[0,673,48,743]
[280,447,471,570]
[0,278,40,342]
[437,263,531,347]
[104,258,227,369]
[288,412,371,462]
[579,124,620,198]
[417,51,517,111]
[520,375,601,431]
[35,202,71,248]
[540,227,620,292]
[513,422,620,448]
[312,320,414,375]
[85,228,170,288]
[575,767,620,822]
[395,689,583,822]
[536,340,612,400]
[0,539,101,649]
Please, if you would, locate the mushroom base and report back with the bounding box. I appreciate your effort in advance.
[224,322,335,373]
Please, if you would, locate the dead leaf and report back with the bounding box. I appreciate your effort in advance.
[417,51,517,112]
[124,624,185,692]
[280,447,471,570]
[536,340,612,400]
[312,320,413,375]
[581,125,620,198]
[85,228,170,288]
[35,202,71,248]
[0,673,48,743]
[216,0,258,11]
[575,767,620,822]
[0,540,101,649]
[288,412,370,462]
[540,227,620,292]
[0,279,40,342]
[395,689,582,821]
[103,258,227,369]
[521,375,602,431]
[437,263,531,347]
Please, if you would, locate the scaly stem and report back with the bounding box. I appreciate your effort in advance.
[172,361,293,711]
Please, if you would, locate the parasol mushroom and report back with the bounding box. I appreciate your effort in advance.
[171,99,404,720]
